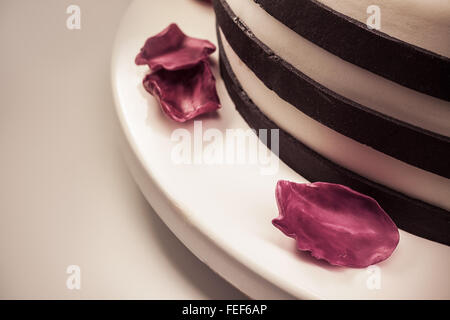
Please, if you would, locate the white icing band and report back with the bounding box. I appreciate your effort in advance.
[220,28,450,210]
[226,0,450,137]
[317,0,450,57]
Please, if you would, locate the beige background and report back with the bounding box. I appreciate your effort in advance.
[0,0,245,299]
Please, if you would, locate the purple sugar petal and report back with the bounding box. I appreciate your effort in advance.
[143,61,220,122]
[135,23,216,71]
[273,181,399,268]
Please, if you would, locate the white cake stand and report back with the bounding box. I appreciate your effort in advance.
[111,0,450,299]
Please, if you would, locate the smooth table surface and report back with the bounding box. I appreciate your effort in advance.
[0,0,245,299]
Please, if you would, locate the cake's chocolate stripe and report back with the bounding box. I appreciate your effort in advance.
[253,0,450,101]
[214,0,450,179]
[218,34,450,245]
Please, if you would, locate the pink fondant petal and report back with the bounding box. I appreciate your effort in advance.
[143,61,220,122]
[135,23,216,71]
[273,180,399,268]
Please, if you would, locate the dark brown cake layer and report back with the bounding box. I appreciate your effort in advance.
[254,0,450,101]
[214,0,450,179]
[218,29,450,246]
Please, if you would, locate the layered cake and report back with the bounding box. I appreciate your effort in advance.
[213,0,450,244]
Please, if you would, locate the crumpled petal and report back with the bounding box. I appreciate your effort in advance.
[135,23,216,71]
[143,61,220,122]
[273,180,399,268]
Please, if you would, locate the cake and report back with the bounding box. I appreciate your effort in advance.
[213,0,450,245]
